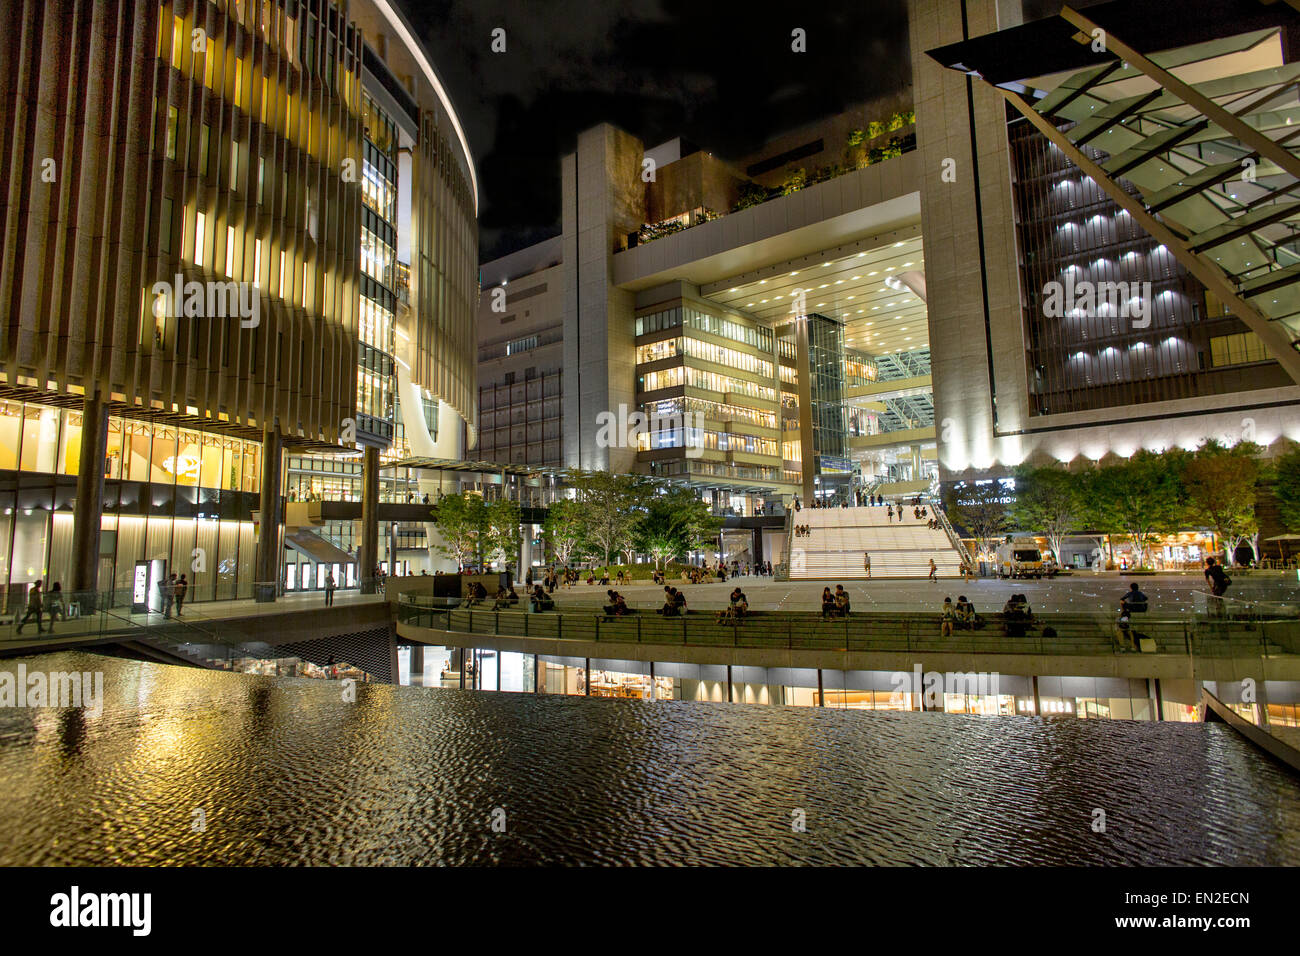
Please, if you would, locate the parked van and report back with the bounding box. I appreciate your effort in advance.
[996,539,1044,579]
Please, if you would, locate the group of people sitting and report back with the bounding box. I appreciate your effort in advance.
[460,581,490,607]
[820,585,852,620]
[1001,593,1036,636]
[603,589,633,616]
[939,595,983,635]
[490,586,520,610]
[714,587,749,623]
[794,524,812,538]
[529,585,555,612]
[658,587,688,617]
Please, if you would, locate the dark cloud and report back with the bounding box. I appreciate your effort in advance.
[400,0,911,260]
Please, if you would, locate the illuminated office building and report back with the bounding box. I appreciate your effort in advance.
[0,0,477,604]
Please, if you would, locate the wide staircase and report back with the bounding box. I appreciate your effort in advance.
[789,503,966,579]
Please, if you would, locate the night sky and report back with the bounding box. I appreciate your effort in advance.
[398,0,912,261]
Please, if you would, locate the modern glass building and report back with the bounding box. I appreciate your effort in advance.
[0,0,478,606]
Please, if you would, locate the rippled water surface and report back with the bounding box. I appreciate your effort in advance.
[1,652,1298,865]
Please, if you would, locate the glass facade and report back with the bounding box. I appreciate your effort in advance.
[0,399,262,610]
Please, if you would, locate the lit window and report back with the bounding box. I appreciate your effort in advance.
[193,210,206,264]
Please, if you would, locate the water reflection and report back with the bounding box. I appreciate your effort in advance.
[0,651,1297,865]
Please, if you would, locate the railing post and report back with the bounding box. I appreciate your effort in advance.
[558,613,563,641]
[595,615,600,642]
[495,611,499,634]
[637,617,642,643]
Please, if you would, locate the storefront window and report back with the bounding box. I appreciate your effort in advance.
[150,428,178,484]
[123,422,152,481]
[59,411,83,476]
[173,430,202,487]
[19,406,60,473]
[104,418,123,479]
[0,403,21,471]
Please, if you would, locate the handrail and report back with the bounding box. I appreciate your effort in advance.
[931,500,969,566]
[396,603,1293,660]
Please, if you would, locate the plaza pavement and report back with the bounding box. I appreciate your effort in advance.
[535,572,1240,616]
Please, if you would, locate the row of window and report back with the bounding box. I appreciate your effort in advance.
[649,460,783,483]
[644,398,777,430]
[0,400,263,492]
[634,337,775,378]
[638,366,777,402]
[637,429,779,456]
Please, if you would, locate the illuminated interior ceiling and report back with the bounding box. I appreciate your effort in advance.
[700,235,929,357]
[928,1,1300,377]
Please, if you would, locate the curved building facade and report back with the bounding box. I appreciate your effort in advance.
[0,0,477,605]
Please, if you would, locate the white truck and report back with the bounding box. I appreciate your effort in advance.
[996,539,1045,579]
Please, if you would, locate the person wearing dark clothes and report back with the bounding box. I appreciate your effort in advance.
[1120,582,1148,613]
[17,581,43,634]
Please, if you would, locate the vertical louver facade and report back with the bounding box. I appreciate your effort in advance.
[0,0,362,443]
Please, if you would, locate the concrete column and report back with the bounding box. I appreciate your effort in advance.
[388,521,398,576]
[795,318,815,504]
[361,445,379,592]
[71,392,109,601]
[255,426,284,602]
[409,643,424,684]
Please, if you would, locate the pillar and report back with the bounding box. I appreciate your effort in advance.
[361,445,379,592]
[388,521,398,576]
[255,426,283,602]
[795,317,815,504]
[409,643,424,684]
[71,392,109,602]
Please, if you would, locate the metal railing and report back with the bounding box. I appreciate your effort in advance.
[397,603,1296,660]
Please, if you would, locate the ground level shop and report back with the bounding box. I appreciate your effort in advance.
[398,647,1300,724]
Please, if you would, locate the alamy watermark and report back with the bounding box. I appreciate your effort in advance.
[595,403,705,458]
[889,664,1001,709]
[1042,272,1151,328]
[151,274,260,328]
[0,664,104,717]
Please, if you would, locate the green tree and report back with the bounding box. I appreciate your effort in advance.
[541,498,584,565]
[634,486,722,569]
[430,492,487,569]
[1184,440,1262,565]
[1008,465,1080,563]
[565,469,645,566]
[944,481,1009,561]
[1275,443,1300,533]
[483,498,521,573]
[1085,450,1188,568]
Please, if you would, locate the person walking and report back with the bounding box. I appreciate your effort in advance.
[324,570,336,606]
[175,575,189,617]
[45,582,66,631]
[863,552,871,579]
[161,572,177,618]
[928,558,938,582]
[1204,557,1231,617]
[16,581,43,634]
